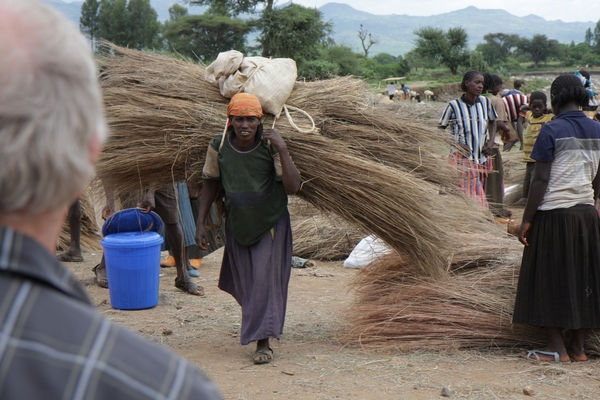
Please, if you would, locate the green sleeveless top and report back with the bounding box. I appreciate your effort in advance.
[202,131,287,246]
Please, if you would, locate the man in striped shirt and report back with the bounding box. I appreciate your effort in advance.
[0,1,221,398]
[502,92,529,151]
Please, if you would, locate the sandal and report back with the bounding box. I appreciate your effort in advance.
[92,264,108,289]
[253,347,273,365]
[174,279,204,296]
[520,350,570,363]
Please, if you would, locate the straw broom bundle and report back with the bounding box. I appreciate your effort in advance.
[344,238,545,350]
[98,43,453,192]
[344,237,600,354]
[291,209,364,261]
[96,43,498,278]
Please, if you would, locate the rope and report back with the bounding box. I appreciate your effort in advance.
[283,104,316,134]
[218,118,229,151]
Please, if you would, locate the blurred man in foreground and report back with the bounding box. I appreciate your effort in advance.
[0,1,221,398]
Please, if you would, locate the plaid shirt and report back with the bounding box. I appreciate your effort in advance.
[0,226,221,400]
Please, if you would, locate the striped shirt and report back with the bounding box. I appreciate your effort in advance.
[531,110,600,210]
[0,226,222,400]
[502,93,528,122]
[439,95,497,164]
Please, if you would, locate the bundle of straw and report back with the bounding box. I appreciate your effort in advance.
[96,43,502,278]
[343,236,600,354]
[291,208,364,261]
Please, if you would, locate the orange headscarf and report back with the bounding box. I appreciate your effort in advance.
[227,93,264,118]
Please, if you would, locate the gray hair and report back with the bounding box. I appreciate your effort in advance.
[0,0,107,214]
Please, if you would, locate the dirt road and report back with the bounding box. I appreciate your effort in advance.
[66,246,600,400]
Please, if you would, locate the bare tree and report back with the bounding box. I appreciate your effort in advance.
[358,24,377,57]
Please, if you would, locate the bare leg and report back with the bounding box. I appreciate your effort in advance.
[57,199,84,262]
[167,222,204,296]
[68,199,82,256]
[93,255,108,288]
[520,327,570,362]
[567,329,588,361]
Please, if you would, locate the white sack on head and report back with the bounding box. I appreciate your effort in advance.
[215,55,297,118]
[205,50,244,84]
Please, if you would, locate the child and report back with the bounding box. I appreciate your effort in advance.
[518,91,553,199]
[513,75,600,363]
[439,71,497,209]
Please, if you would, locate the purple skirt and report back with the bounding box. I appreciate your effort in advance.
[218,211,293,345]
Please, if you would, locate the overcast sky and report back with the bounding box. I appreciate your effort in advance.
[293,0,599,23]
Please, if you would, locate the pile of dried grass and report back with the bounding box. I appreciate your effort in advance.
[288,197,363,260]
[343,235,600,354]
[96,43,500,279]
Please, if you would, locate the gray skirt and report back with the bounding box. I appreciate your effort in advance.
[218,211,293,345]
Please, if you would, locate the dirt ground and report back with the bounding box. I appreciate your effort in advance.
[66,246,600,400]
[63,98,600,399]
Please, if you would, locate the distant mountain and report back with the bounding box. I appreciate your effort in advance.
[42,0,595,57]
[320,3,595,56]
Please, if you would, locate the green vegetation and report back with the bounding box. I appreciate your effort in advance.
[79,2,600,86]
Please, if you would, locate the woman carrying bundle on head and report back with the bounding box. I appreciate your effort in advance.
[439,71,497,209]
[195,93,301,365]
[514,74,600,363]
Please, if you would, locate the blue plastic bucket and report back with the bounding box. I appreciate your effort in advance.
[101,231,163,310]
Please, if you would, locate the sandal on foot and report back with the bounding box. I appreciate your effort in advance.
[174,279,204,296]
[57,252,84,262]
[187,267,200,277]
[92,264,108,289]
[253,348,273,365]
[520,350,569,363]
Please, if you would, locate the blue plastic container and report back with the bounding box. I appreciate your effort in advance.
[101,231,163,310]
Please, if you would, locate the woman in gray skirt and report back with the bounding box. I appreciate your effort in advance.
[195,93,300,365]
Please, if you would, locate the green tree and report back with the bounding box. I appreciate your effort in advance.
[468,50,487,72]
[127,0,160,49]
[475,33,519,66]
[413,26,470,75]
[169,3,188,21]
[80,0,100,45]
[585,27,593,46]
[569,41,594,64]
[98,0,130,46]
[256,4,333,62]
[324,44,363,76]
[372,53,395,65]
[517,34,558,69]
[187,0,266,17]
[594,19,600,53]
[298,59,340,80]
[162,10,254,62]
